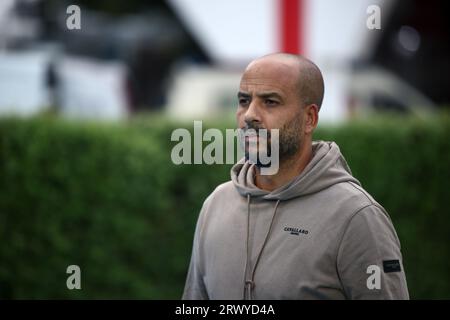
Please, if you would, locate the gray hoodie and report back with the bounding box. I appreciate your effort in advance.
[183,141,409,299]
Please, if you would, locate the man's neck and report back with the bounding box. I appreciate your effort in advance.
[254,142,312,192]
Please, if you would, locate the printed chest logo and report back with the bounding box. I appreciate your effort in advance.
[284,226,309,236]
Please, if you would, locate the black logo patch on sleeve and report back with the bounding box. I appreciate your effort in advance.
[383,260,401,273]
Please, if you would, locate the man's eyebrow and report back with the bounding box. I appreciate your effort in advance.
[256,92,283,100]
[237,91,251,98]
[237,91,283,100]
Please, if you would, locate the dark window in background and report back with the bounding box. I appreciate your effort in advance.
[371,92,409,113]
[372,0,450,108]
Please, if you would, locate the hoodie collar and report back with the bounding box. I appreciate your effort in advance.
[231,140,360,201]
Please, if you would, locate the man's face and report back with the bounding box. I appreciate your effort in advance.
[236,58,305,163]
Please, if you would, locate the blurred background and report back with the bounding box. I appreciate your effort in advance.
[0,0,449,299]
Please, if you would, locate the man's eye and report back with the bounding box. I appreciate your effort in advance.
[265,99,278,106]
[239,98,250,105]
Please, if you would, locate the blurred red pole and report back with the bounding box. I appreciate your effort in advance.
[280,0,302,54]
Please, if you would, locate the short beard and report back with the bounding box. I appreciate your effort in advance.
[240,116,303,168]
[278,115,303,162]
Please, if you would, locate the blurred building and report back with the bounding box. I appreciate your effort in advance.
[0,0,448,121]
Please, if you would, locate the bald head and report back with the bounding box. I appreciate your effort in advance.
[246,53,324,110]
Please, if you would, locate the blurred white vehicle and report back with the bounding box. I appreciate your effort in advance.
[348,67,436,118]
[0,48,130,120]
[58,56,129,120]
[167,65,240,120]
[0,50,51,116]
[166,63,436,123]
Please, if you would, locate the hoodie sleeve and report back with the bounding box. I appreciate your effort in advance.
[336,204,409,300]
[182,202,210,300]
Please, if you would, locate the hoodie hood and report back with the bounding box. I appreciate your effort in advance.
[231,140,360,201]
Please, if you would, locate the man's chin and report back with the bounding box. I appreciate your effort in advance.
[245,149,270,164]
[245,147,269,156]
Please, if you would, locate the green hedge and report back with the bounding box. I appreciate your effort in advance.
[0,115,449,299]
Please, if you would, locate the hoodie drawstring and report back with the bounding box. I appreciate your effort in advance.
[243,194,281,300]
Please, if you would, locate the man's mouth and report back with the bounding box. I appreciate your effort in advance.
[245,135,259,142]
[242,129,270,137]
[244,134,270,144]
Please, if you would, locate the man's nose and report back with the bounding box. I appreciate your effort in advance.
[244,100,262,124]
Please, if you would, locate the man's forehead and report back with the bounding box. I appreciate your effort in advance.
[244,58,297,76]
[239,78,286,95]
[240,58,299,92]
[239,73,297,94]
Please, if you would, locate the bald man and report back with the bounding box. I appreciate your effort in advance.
[182,53,409,300]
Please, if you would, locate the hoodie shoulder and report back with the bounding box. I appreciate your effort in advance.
[203,180,241,207]
[327,180,389,219]
[215,180,236,193]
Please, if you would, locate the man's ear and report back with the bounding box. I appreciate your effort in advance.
[304,104,319,135]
